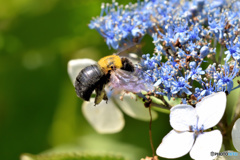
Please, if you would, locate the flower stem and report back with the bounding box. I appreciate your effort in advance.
[148,106,155,157]
[218,45,224,64]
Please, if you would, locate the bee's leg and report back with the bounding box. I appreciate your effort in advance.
[94,84,108,105]
[102,89,108,104]
[94,86,104,106]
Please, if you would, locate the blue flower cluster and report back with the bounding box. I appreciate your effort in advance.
[90,0,240,104]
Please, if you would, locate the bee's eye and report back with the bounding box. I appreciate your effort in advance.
[111,66,114,69]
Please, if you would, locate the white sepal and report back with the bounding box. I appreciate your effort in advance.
[232,118,240,152]
[156,130,194,159]
[82,98,124,134]
[170,104,198,131]
[196,92,226,130]
[190,130,222,160]
[115,93,158,121]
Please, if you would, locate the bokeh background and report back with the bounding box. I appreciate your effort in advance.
[0,0,193,160]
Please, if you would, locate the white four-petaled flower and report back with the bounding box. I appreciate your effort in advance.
[157,92,227,160]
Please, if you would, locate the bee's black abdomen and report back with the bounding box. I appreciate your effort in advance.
[121,57,135,72]
[75,65,104,101]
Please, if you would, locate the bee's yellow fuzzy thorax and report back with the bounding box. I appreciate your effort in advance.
[98,55,122,73]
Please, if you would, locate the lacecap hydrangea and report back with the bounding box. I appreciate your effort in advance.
[89,0,240,104]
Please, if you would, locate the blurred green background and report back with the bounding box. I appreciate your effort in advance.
[0,0,190,160]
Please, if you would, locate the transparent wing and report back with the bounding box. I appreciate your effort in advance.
[116,42,143,58]
[190,130,222,160]
[123,53,139,65]
[82,98,124,134]
[196,92,227,130]
[232,118,240,152]
[156,130,194,159]
[67,59,96,85]
[110,69,153,93]
[114,42,144,66]
[170,104,197,131]
[114,93,158,121]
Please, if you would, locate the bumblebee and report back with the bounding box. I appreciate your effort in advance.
[75,55,135,105]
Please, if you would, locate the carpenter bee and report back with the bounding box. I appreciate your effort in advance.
[75,54,142,105]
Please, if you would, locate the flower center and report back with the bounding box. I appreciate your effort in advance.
[189,116,204,139]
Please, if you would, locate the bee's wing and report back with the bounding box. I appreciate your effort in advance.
[110,69,153,93]
[115,42,144,64]
[67,59,96,85]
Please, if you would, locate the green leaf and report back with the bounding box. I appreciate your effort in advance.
[152,106,170,114]
[21,153,125,160]
[164,96,181,107]
[151,96,170,114]
[227,77,240,124]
